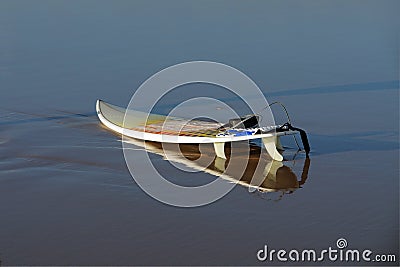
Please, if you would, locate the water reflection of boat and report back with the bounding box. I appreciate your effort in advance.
[124,137,310,197]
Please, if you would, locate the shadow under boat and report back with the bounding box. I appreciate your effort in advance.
[124,137,311,198]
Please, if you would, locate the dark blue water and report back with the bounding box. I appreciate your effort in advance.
[0,1,398,265]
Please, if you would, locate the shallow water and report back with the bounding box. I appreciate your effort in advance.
[0,1,399,265]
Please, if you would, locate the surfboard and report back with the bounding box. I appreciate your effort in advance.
[96,100,298,161]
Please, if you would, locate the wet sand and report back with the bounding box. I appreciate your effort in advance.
[0,87,398,265]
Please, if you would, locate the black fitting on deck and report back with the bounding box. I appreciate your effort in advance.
[278,123,310,157]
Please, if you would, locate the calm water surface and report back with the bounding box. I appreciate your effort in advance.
[0,0,398,265]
